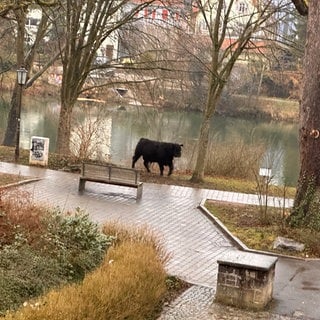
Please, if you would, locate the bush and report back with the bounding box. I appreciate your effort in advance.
[0,246,65,314]
[0,190,45,247]
[39,207,113,279]
[4,240,168,320]
[0,191,113,314]
[1,193,176,319]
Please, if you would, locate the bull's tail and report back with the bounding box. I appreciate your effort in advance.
[132,153,141,168]
[132,138,149,168]
[132,138,146,168]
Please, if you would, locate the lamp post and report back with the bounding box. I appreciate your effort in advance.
[15,67,28,162]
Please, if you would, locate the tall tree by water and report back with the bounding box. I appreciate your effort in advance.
[54,0,153,155]
[1,2,55,147]
[289,0,320,231]
[190,0,291,182]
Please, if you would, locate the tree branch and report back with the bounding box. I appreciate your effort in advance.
[25,47,64,88]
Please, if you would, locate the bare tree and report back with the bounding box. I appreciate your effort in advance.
[190,0,292,182]
[54,0,154,154]
[0,18,16,75]
[1,2,58,146]
[118,21,200,109]
[1,7,27,147]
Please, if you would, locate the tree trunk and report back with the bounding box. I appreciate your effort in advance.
[290,0,320,230]
[2,7,26,146]
[191,76,223,182]
[190,115,210,182]
[3,83,20,146]
[56,100,73,155]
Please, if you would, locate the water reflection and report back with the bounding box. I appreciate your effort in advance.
[0,97,299,186]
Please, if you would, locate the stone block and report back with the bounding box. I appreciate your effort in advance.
[215,251,278,310]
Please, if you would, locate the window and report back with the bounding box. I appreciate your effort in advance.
[238,2,248,13]
[162,9,168,21]
[152,9,156,20]
[144,7,148,18]
[26,18,39,27]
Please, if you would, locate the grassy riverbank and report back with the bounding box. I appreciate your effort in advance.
[218,94,299,122]
[1,78,299,122]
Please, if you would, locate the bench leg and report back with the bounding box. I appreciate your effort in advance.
[79,178,86,192]
[136,184,143,200]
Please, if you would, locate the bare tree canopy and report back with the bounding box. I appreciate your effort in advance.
[56,0,154,154]
[2,3,58,146]
[191,0,292,182]
[0,0,58,17]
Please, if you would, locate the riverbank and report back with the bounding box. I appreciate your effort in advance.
[1,76,299,122]
[216,94,299,122]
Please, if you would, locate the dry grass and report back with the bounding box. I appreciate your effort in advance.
[0,189,46,246]
[255,96,299,121]
[231,95,299,122]
[102,222,170,260]
[205,140,265,181]
[142,172,296,199]
[4,234,169,320]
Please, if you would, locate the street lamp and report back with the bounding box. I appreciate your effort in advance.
[15,67,28,162]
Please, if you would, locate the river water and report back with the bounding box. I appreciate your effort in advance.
[0,96,299,186]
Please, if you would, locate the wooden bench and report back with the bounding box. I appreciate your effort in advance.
[78,163,143,199]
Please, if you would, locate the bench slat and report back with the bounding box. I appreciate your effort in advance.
[83,164,138,182]
[79,163,142,199]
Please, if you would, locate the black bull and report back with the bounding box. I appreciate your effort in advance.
[132,138,183,176]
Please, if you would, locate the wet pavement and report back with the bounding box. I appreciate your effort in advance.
[0,162,319,320]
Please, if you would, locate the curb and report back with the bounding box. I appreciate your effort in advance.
[0,178,43,190]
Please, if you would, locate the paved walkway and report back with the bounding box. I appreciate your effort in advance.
[1,162,319,320]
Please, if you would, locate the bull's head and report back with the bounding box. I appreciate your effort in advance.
[174,144,183,157]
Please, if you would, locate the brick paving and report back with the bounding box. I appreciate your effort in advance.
[0,162,319,320]
[159,286,310,320]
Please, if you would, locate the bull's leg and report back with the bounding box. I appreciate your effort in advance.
[143,160,151,172]
[158,163,164,176]
[168,162,174,176]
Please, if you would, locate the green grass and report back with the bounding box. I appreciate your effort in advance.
[205,201,320,258]
[168,173,296,198]
[0,173,29,186]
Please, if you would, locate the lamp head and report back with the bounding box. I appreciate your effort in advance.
[17,67,28,85]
